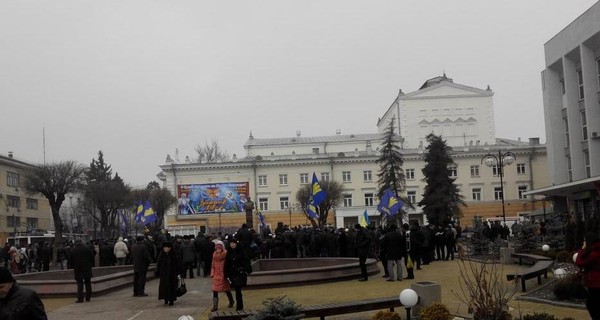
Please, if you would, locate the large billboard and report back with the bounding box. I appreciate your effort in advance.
[177,182,249,215]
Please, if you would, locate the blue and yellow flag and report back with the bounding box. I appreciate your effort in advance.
[135,200,144,223]
[377,189,403,217]
[306,203,319,219]
[311,173,326,206]
[258,210,266,229]
[359,209,370,227]
[141,200,157,224]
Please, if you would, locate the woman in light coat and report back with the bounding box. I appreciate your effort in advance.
[210,241,234,311]
[113,237,129,265]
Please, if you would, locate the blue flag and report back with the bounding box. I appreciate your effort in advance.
[311,173,326,206]
[306,203,319,219]
[120,210,127,233]
[258,211,266,229]
[377,189,403,217]
[135,200,144,223]
[141,200,157,225]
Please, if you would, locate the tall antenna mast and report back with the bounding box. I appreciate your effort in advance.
[43,127,46,165]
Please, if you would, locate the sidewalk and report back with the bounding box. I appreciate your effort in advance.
[46,275,213,320]
[43,260,590,320]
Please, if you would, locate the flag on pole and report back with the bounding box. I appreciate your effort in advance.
[359,209,370,227]
[306,203,319,219]
[258,210,266,229]
[119,210,127,234]
[135,200,144,223]
[377,189,403,217]
[311,173,326,206]
[141,200,157,225]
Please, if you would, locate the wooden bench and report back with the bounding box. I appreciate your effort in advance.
[209,296,405,320]
[511,253,553,265]
[506,260,554,292]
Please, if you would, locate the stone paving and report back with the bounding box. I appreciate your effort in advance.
[42,259,590,320]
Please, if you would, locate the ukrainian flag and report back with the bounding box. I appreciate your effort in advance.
[306,203,319,219]
[359,209,370,227]
[141,200,157,224]
[135,201,144,223]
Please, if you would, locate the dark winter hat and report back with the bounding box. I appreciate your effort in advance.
[0,267,14,284]
[162,241,173,248]
[354,224,362,229]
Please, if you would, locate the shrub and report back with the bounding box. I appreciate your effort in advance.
[522,312,559,320]
[553,274,586,300]
[420,302,451,320]
[371,310,402,320]
[246,296,303,320]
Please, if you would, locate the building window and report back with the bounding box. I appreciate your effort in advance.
[516,163,526,175]
[26,218,38,230]
[494,187,503,201]
[407,191,417,204]
[26,198,38,210]
[7,172,19,187]
[312,148,320,154]
[470,165,480,177]
[584,151,591,178]
[363,170,372,182]
[258,197,269,211]
[343,194,353,207]
[258,175,267,187]
[472,188,482,201]
[321,172,330,182]
[559,79,565,95]
[7,216,20,228]
[279,196,289,210]
[279,174,288,186]
[449,165,457,178]
[581,110,588,141]
[6,196,20,208]
[492,165,501,176]
[300,173,309,184]
[364,193,374,206]
[466,107,475,115]
[577,69,584,100]
[405,169,415,180]
[342,171,351,182]
[518,186,528,200]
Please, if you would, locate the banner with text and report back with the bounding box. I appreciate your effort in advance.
[177,182,249,214]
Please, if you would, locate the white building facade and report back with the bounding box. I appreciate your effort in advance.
[377,75,496,149]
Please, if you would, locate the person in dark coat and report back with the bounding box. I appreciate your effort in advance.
[131,236,153,297]
[575,232,600,320]
[381,224,406,281]
[225,238,252,311]
[179,236,196,279]
[38,242,52,272]
[69,239,95,303]
[0,267,48,319]
[354,224,371,281]
[193,232,205,276]
[155,241,182,306]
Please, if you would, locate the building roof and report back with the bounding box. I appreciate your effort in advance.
[243,133,385,148]
[419,73,454,90]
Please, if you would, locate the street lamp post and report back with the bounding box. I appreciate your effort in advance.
[481,150,516,223]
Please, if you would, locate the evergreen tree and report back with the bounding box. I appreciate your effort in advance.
[84,151,130,238]
[418,133,465,225]
[376,118,409,222]
[512,220,540,253]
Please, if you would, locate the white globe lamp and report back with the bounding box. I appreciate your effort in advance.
[399,288,419,320]
[542,244,550,252]
[553,268,567,279]
[178,316,194,320]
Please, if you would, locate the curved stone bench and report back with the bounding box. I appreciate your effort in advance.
[14,265,156,297]
[247,258,379,288]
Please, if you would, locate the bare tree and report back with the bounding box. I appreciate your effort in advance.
[24,161,86,262]
[295,180,343,228]
[194,139,229,163]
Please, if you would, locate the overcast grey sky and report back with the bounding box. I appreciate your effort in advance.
[1,1,597,187]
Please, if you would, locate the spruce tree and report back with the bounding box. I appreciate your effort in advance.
[418,133,465,225]
[376,118,408,221]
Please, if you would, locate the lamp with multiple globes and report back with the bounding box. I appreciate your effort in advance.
[481,150,516,223]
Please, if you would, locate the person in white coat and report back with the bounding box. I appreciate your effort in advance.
[114,237,129,265]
